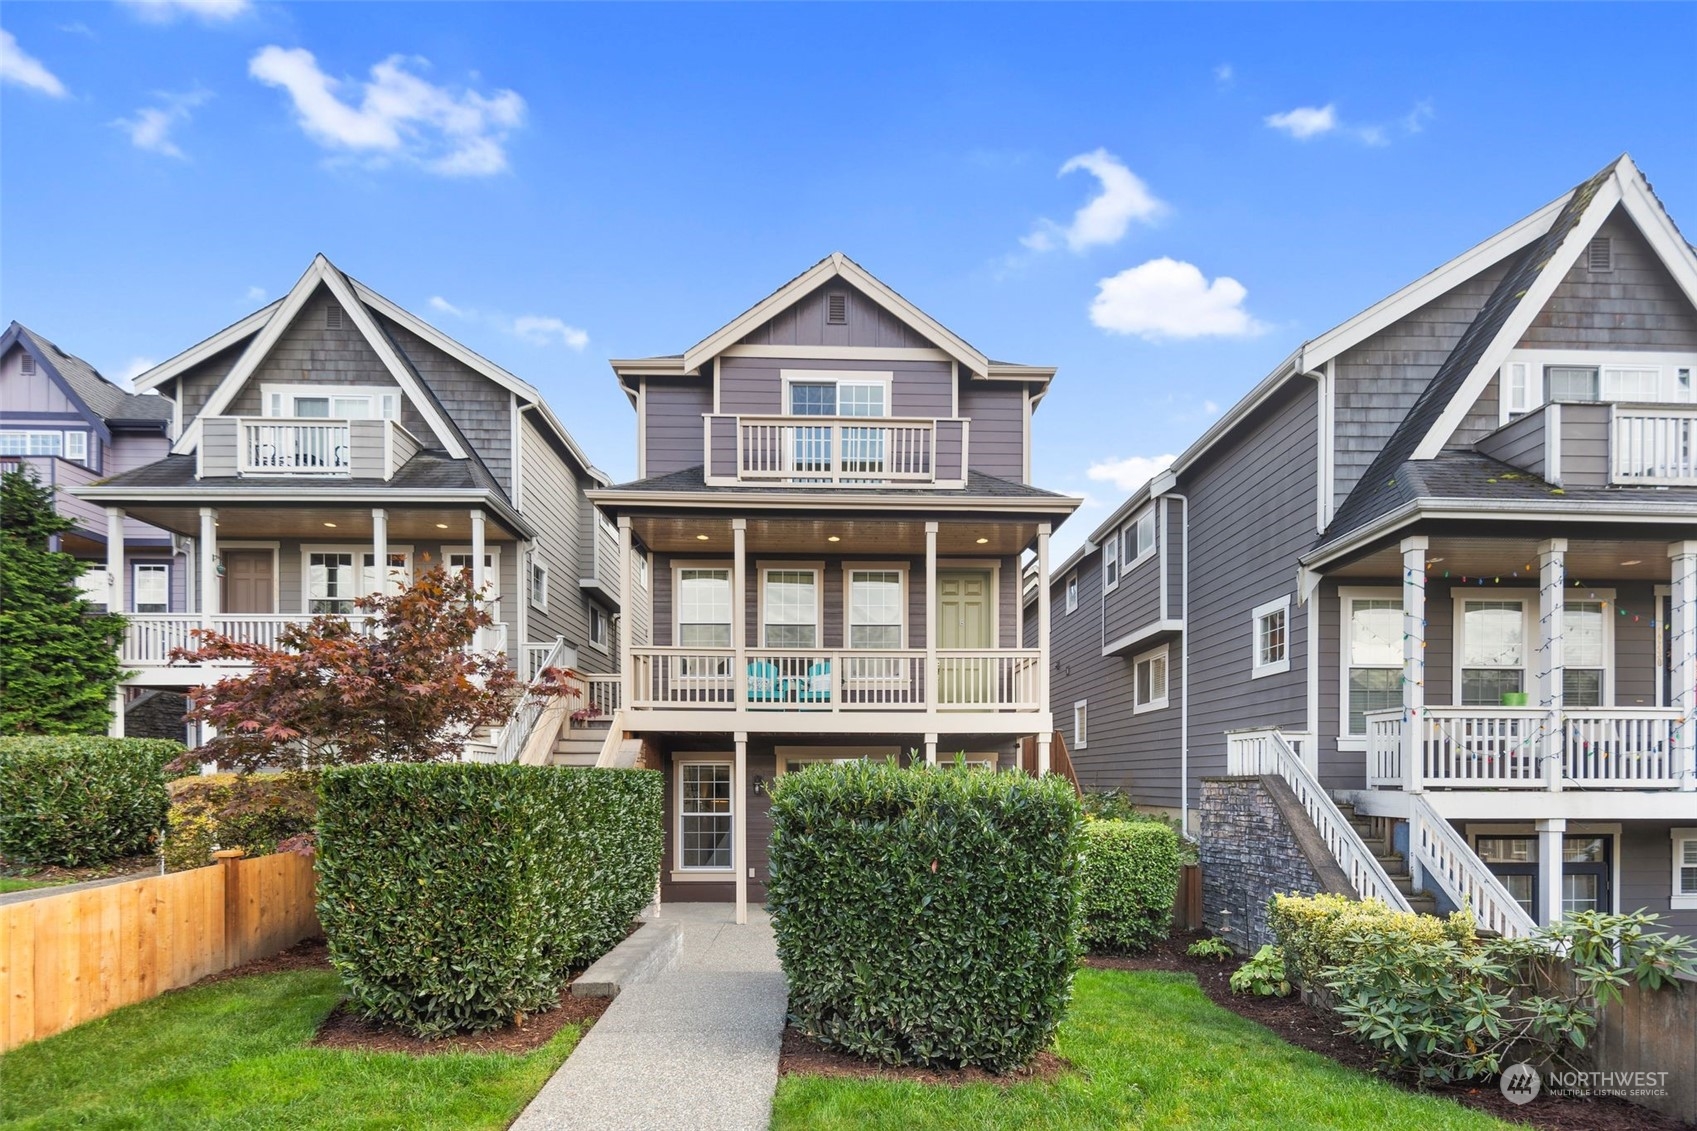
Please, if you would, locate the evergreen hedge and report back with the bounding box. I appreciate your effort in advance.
[164,772,318,872]
[0,736,180,865]
[315,763,662,1036]
[766,760,1083,1072]
[1079,818,1181,953]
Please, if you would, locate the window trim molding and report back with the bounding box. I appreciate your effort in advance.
[672,755,736,881]
[1496,350,1697,425]
[298,543,413,614]
[1123,505,1158,572]
[774,745,902,775]
[1450,588,1537,709]
[1251,595,1292,679]
[1338,585,1402,748]
[587,602,609,651]
[670,559,734,651]
[842,562,910,650]
[778,370,895,417]
[1073,699,1088,749]
[131,560,172,614]
[1673,827,1697,911]
[756,561,825,649]
[1064,571,1078,614]
[1556,589,1616,707]
[1133,644,1170,714]
[444,545,504,602]
[1102,531,1119,592]
[259,381,402,421]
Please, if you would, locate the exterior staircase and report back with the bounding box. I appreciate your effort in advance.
[548,718,611,766]
[1336,801,1437,916]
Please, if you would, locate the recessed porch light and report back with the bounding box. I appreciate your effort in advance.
[322,522,338,528]
[827,535,840,542]
[1621,559,1643,566]
[696,534,710,541]
[435,523,450,529]
[976,537,989,544]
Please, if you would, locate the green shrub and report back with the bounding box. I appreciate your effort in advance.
[1186,937,1232,962]
[164,772,317,872]
[1231,945,1291,997]
[1079,819,1180,953]
[766,760,1083,1073]
[315,763,662,1037]
[1268,892,1475,986]
[0,736,180,865]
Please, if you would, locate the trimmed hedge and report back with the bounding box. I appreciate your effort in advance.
[316,763,662,1037]
[1079,818,1180,953]
[164,772,317,872]
[766,760,1083,1072]
[0,736,180,865]
[1268,892,1476,985]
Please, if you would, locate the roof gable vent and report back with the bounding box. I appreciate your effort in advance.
[19,353,35,376]
[1587,236,1613,273]
[826,292,847,325]
[326,302,344,330]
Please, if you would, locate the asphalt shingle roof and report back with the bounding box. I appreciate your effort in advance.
[89,450,504,493]
[12,323,172,424]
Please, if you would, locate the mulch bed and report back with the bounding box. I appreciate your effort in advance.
[779,1026,1069,1086]
[192,936,334,987]
[1090,932,1692,1131]
[1,853,160,885]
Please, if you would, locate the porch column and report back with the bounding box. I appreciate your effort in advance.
[1536,817,1566,927]
[1037,522,1052,719]
[924,521,938,713]
[1670,541,1697,791]
[1539,539,1567,792]
[1037,731,1052,777]
[924,733,938,766]
[198,507,218,627]
[469,509,486,650]
[734,731,749,925]
[617,517,634,710]
[371,508,388,596]
[1400,536,1427,793]
[732,519,748,708]
[105,507,126,614]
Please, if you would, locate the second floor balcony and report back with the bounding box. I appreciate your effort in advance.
[703,414,970,487]
[1478,401,1697,487]
[197,416,423,480]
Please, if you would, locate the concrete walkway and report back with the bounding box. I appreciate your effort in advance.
[511,903,789,1131]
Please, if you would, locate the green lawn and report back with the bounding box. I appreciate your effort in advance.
[0,877,59,893]
[0,969,585,1130]
[772,967,1514,1131]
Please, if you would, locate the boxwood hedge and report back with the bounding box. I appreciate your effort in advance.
[316,763,662,1036]
[1080,818,1181,954]
[766,760,1083,1072]
[0,736,180,865]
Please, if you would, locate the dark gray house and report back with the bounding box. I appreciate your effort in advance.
[585,252,1080,923]
[73,255,622,749]
[1033,156,1697,936]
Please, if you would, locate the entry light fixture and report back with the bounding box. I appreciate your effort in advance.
[435,522,450,529]
[322,521,338,529]
[696,533,710,541]
[976,537,989,544]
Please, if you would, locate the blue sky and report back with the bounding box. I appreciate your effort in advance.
[3,1,1694,556]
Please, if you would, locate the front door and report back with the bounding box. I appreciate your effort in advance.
[937,570,993,704]
[222,550,275,614]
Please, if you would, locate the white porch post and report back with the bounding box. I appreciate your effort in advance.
[1400,536,1427,793]
[1539,538,1567,792]
[1037,522,1052,778]
[924,521,938,714]
[1670,541,1697,790]
[105,507,126,614]
[1037,732,1052,777]
[371,508,389,596]
[732,519,748,708]
[923,733,938,766]
[734,731,749,925]
[469,509,486,649]
[198,507,218,628]
[617,517,634,710]
[1536,816,1566,927]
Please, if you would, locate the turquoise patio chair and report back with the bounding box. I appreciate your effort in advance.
[747,660,784,702]
[793,659,833,704]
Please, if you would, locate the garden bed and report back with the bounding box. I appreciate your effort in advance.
[1088,932,1688,1131]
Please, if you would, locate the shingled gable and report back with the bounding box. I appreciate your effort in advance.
[1,323,171,441]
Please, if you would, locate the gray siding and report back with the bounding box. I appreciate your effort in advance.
[199,416,239,476]
[1555,402,1612,486]
[958,383,1024,481]
[1518,210,1697,351]
[736,281,937,349]
[1474,406,1548,477]
[381,314,514,487]
[174,342,248,426]
[1103,524,1162,644]
[1619,822,1697,935]
[517,415,610,671]
[644,377,713,476]
[1450,374,1502,449]
[716,357,954,418]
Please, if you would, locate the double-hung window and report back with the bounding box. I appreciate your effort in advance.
[1103,533,1119,591]
[307,552,357,614]
[361,551,410,597]
[761,568,819,648]
[1123,507,1156,565]
[1563,599,1607,706]
[1251,596,1290,678]
[1064,573,1078,613]
[1343,593,1402,736]
[133,564,169,614]
[1073,700,1088,748]
[1459,598,1529,706]
[1673,829,1697,911]
[589,605,609,648]
[677,567,732,676]
[847,570,903,649]
[1133,646,1168,713]
[677,762,733,872]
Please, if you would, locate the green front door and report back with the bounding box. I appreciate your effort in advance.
[937,570,993,704]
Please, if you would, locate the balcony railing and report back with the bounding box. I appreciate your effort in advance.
[704,414,968,487]
[121,613,507,667]
[1611,405,1697,484]
[240,419,351,474]
[627,646,1040,712]
[1366,706,1690,790]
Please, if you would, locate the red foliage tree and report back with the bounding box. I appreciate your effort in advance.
[171,564,525,774]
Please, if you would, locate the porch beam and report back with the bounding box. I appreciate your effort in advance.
[1670,540,1697,791]
[1400,536,1428,793]
[1539,538,1566,792]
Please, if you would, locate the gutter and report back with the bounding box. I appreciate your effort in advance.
[69,484,538,540]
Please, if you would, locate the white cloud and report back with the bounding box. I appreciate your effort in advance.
[121,0,251,23]
[248,46,526,176]
[1086,453,1176,493]
[428,295,466,317]
[1402,99,1435,134]
[1265,104,1337,140]
[1089,258,1266,342]
[0,30,68,97]
[245,285,267,302]
[511,315,588,351]
[1022,148,1165,254]
[118,358,158,387]
[1214,63,1234,87]
[114,89,209,159]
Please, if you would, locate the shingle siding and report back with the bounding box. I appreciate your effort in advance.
[1517,210,1697,351]
[380,314,514,487]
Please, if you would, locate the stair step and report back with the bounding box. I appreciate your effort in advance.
[1392,875,1418,895]
[1406,895,1439,915]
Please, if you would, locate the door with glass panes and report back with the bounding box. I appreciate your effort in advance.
[1473,832,1612,924]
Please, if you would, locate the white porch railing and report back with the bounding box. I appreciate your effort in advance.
[1225,728,1414,911]
[736,416,937,484]
[584,674,622,718]
[1366,707,1690,790]
[240,419,351,474]
[493,636,569,765]
[1406,793,1539,939]
[1611,405,1697,484]
[120,613,507,667]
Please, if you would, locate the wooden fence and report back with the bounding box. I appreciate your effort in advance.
[1172,863,1203,932]
[1587,972,1697,1122]
[1,850,320,1052]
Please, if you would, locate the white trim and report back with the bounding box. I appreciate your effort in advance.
[778,370,894,416]
[1672,827,1697,911]
[673,756,735,877]
[1072,699,1088,749]
[1102,618,1182,658]
[671,559,734,651]
[1655,583,1671,708]
[935,560,1002,648]
[1064,571,1078,614]
[1317,360,1336,531]
[1467,821,1623,918]
[635,377,648,480]
[132,301,284,392]
[1102,527,1119,592]
[529,556,549,611]
[1124,505,1157,572]
[1132,644,1169,714]
[1021,384,1032,483]
[720,344,952,362]
[298,542,414,614]
[588,487,1079,516]
[258,382,401,420]
[588,602,609,650]
[1339,585,1403,740]
[1251,595,1293,679]
[1618,162,1697,312]
[1495,350,1697,423]
[131,561,171,614]
[444,545,503,602]
[509,391,522,505]
[842,562,910,651]
[756,561,825,649]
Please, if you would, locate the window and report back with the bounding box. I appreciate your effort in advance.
[262,384,399,420]
[1073,700,1088,749]
[1343,593,1402,736]
[677,568,732,676]
[1679,368,1694,403]
[1475,836,1538,918]
[528,559,549,610]
[1504,361,1534,416]
[1252,596,1291,678]
[589,605,608,648]
[1065,572,1078,613]
[1602,367,1658,401]
[1498,352,1697,419]
[847,569,903,649]
[307,552,357,614]
[63,432,88,463]
[787,378,887,418]
[1133,645,1168,713]
[677,762,733,872]
[635,555,648,588]
[1459,598,1529,706]
[1123,507,1157,565]
[1547,366,1599,403]
[447,551,500,600]
[0,430,81,460]
[1674,829,1697,911]
[360,551,410,596]
[1103,532,1119,591]
[133,564,168,613]
[1563,600,1607,707]
[761,568,819,648]
[775,747,899,775]
[783,372,892,476]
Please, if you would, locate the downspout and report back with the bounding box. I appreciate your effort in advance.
[1167,492,1191,838]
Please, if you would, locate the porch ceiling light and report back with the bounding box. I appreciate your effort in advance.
[435,523,450,529]
[322,521,338,528]
[1621,559,1643,566]
[827,535,840,542]
[976,537,989,544]
[696,533,710,541]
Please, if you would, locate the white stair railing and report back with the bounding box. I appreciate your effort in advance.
[1226,729,1413,911]
[491,636,569,765]
[1406,793,1538,938]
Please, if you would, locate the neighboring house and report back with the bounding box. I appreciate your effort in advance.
[73,255,621,746]
[587,252,1080,922]
[1034,156,1697,934]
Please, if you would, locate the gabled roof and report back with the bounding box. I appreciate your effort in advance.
[1,322,172,440]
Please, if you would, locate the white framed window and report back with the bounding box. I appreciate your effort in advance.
[677,761,734,873]
[1133,646,1168,713]
[360,550,411,597]
[446,548,502,601]
[1341,588,1402,738]
[1497,351,1697,423]
[759,565,821,648]
[261,383,400,420]
[846,567,905,650]
[1102,533,1119,591]
[305,550,357,614]
[589,604,609,649]
[1503,361,1534,417]
[132,563,169,613]
[0,430,73,457]
[1073,700,1088,749]
[1603,367,1659,401]
[1122,506,1157,566]
[63,432,88,463]
[1064,572,1078,613]
[635,554,648,588]
[528,559,549,611]
[1562,596,1614,707]
[1455,593,1534,707]
[675,564,733,676]
[781,371,892,418]
[1251,595,1291,679]
[1673,828,1697,911]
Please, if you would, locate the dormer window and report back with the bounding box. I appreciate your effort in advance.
[262,383,399,420]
